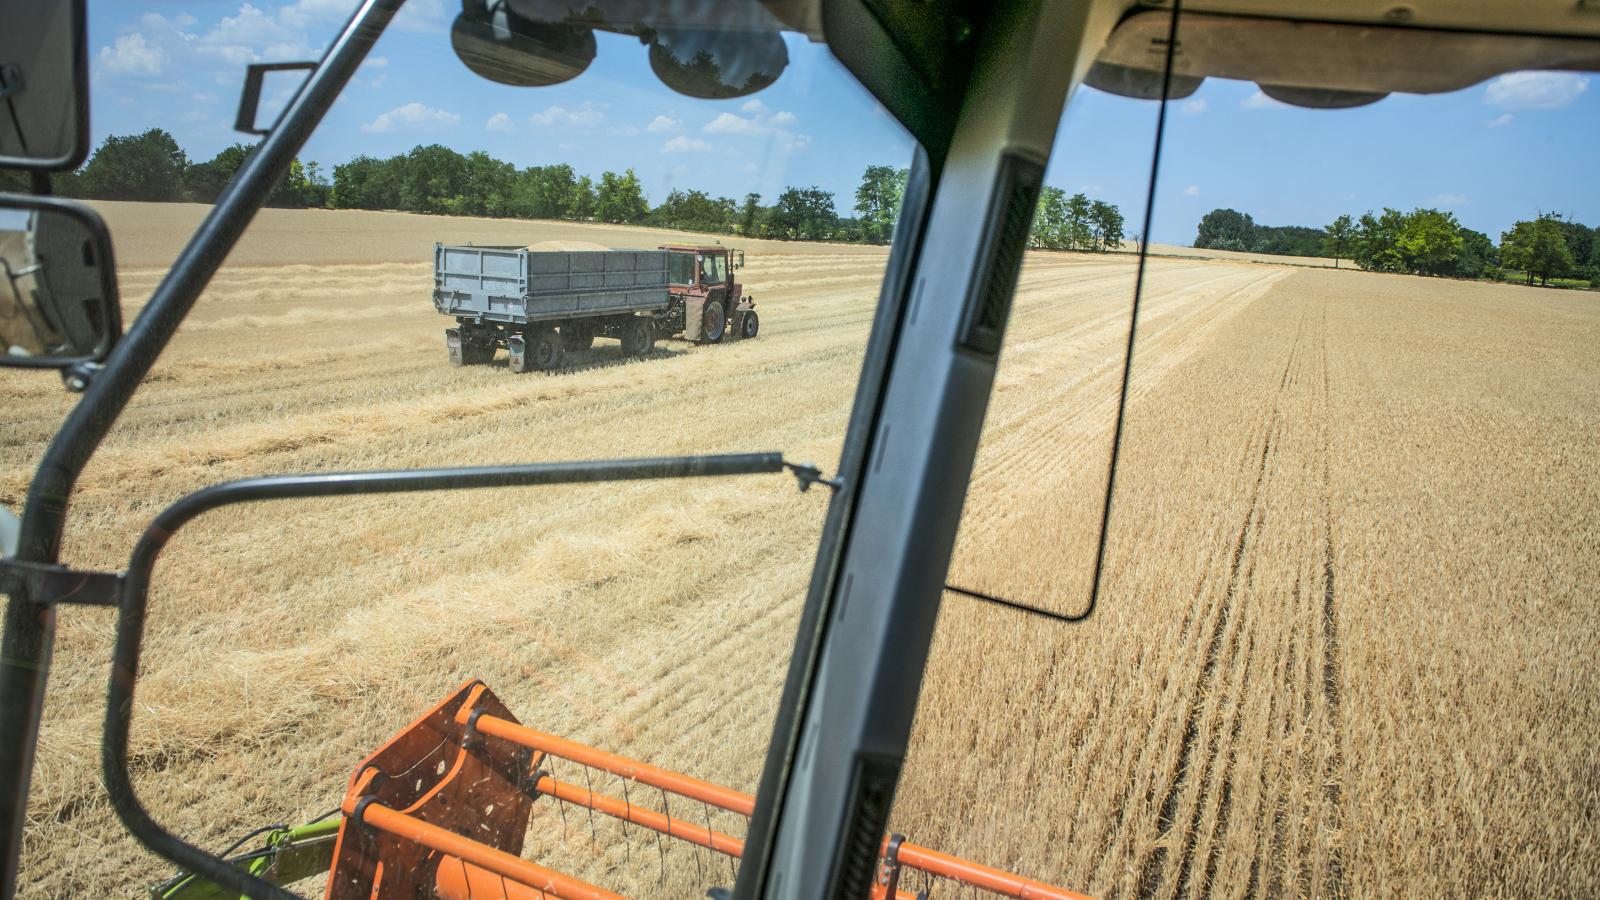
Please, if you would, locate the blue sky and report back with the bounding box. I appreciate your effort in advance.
[88,1,1598,244]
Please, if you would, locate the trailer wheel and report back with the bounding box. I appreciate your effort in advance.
[560,323,594,352]
[700,301,726,343]
[530,328,565,371]
[622,317,655,356]
[739,309,759,339]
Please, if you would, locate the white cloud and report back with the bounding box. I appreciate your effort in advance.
[646,115,680,133]
[1241,90,1288,110]
[1183,184,1200,197]
[701,107,809,153]
[662,135,712,154]
[98,33,167,76]
[485,112,512,132]
[362,101,460,133]
[1485,72,1589,110]
[1428,193,1468,207]
[529,103,605,128]
[705,112,759,134]
[1180,97,1207,115]
[1487,113,1515,128]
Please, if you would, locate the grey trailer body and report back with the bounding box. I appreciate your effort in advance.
[433,242,757,373]
[433,244,669,324]
[434,244,672,372]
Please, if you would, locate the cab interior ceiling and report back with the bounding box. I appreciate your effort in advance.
[813,0,1600,151]
[1087,8,1600,107]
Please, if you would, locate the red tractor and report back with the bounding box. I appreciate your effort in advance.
[662,245,758,343]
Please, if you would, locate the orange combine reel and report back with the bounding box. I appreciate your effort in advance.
[321,680,1089,900]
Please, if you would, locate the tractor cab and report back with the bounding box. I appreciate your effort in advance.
[661,245,757,343]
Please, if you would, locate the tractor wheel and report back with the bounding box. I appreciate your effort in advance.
[530,328,565,371]
[622,317,656,356]
[700,301,727,343]
[560,323,594,352]
[739,309,759,339]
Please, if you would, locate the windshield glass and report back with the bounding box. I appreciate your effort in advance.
[892,20,1599,900]
[668,250,697,285]
[702,252,728,284]
[1,2,915,896]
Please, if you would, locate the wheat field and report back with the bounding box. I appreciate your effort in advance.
[2,202,1595,898]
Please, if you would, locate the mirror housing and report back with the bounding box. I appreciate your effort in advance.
[0,0,90,171]
[452,0,596,88]
[0,194,121,374]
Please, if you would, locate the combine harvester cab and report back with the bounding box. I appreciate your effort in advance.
[317,680,1087,900]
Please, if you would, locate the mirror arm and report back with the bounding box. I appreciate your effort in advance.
[234,62,319,137]
[0,2,406,896]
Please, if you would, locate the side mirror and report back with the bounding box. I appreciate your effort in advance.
[452,0,596,88]
[0,0,90,171]
[0,194,121,375]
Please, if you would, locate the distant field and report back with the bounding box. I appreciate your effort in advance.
[4,203,1595,898]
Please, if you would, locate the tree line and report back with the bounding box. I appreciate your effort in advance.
[1196,206,1600,288]
[0,128,898,244]
[7,129,1129,254]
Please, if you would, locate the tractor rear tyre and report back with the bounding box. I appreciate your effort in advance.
[560,323,594,352]
[622,317,656,356]
[700,301,727,343]
[739,309,759,339]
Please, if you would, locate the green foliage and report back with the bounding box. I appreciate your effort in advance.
[1449,228,1496,279]
[1394,208,1465,276]
[1029,189,1124,252]
[651,189,737,234]
[1352,208,1408,272]
[1322,214,1355,267]
[1500,214,1574,286]
[78,128,188,201]
[854,165,907,244]
[768,186,837,241]
[737,193,762,236]
[1194,208,1256,251]
[1089,199,1125,252]
[596,169,649,224]
[185,144,252,203]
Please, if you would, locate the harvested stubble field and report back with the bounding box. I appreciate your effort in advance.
[3,202,1596,898]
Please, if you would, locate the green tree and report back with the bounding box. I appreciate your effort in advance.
[186,144,252,203]
[78,128,188,201]
[596,168,649,224]
[1089,199,1125,252]
[1500,215,1574,285]
[1064,193,1093,250]
[737,192,762,236]
[1030,186,1068,249]
[1449,228,1496,279]
[1322,214,1355,268]
[854,165,907,244]
[509,164,579,219]
[652,189,736,233]
[1395,208,1464,276]
[1352,208,1407,272]
[1194,208,1256,251]
[571,175,597,219]
[768,186,838,241]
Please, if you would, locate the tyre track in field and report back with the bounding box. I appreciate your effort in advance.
[1136,301,1309,899]
[1317,298,1347,898]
